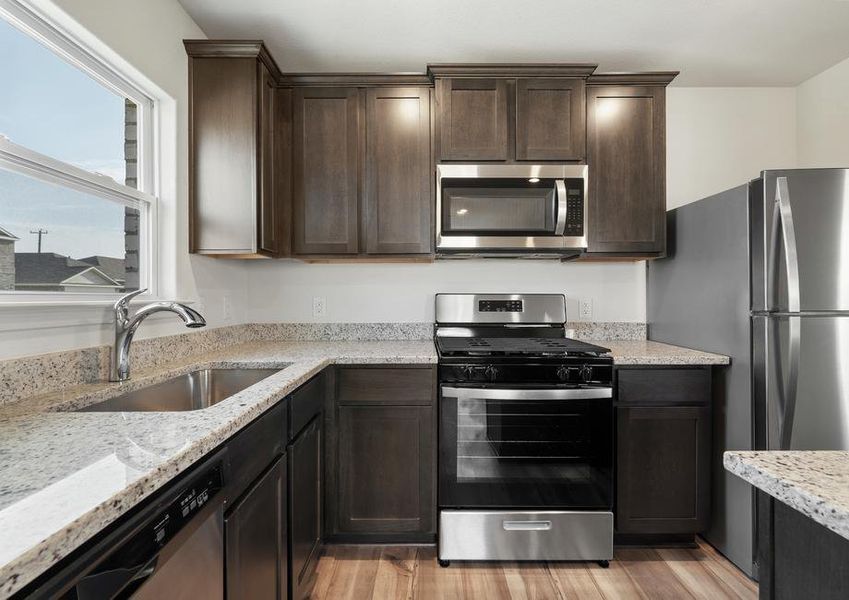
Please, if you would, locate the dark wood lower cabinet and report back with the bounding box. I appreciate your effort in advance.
[615,367,712,539]
[759,493,849,600]
[225,455,287,600]
[325,366,437,542]
[288,417,322,600]
[336,404,434,536]
[616,405,711,535]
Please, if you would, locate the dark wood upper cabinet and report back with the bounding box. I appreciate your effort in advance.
[364,87,432,254]
[515,78,586,161]
[185,41,287,258]
[292,87,361,255]
[435,78,508,161]
[586,74,676,255]
[430,65,595,163]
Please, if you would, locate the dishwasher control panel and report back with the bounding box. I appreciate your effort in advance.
[154,463,223,547]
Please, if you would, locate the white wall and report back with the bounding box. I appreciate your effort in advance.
[666,87,798,209]
[246,260,646,323]
[0,0,249,359]
[797,55,849,167]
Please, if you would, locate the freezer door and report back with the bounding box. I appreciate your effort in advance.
[757,169,849,313]
[754,315,849,450]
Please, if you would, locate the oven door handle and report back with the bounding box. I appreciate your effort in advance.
[440,386,612,400]
[554,179,568,235]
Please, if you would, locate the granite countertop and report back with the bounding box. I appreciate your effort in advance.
[604,340,729,365]
[0,336,726,597]
[725,451,849,541]
[0,340,436,599]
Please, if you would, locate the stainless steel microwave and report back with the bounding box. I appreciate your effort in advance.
[436,164,588,256]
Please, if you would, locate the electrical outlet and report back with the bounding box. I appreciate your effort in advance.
[312,296,327,319]
[579,299,593,320]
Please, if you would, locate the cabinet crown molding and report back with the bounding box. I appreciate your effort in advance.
[587,72,679,86]
[278,73,432,87]
[427,63,598,78]
[184,39,283,80]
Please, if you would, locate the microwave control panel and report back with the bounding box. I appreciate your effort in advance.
[563,183,584,236]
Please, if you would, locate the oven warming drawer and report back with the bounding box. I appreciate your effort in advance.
[439,510,613,561]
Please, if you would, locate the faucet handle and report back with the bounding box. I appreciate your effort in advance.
[114,288,148,320]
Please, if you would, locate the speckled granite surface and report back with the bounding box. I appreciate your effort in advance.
[725,451,849,541]
[603,340,729,365]
[0,340,436,598]
[567,321,647,341]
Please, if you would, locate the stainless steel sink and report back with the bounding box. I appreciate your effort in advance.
[78,368,282,412]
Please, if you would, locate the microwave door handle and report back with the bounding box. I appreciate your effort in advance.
[554,179,567,235]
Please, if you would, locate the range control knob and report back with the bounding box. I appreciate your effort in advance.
[484,366,499,382]
[461,365,476,380]
[579,364,593,382]
[556,366,570,381]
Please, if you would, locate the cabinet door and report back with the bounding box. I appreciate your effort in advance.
[258,62,279,255]
[336,404,434,535]
[616,405,710,534]
[189,57,259,254]
[225,456,287,600]
[436,78,508,161]
[293,87,360,254]
[515,78,585,161]
[289,418,321,600]
[364,87,432,254]
[586,85,666,254]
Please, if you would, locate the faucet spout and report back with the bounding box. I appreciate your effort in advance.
[110,289,207,382]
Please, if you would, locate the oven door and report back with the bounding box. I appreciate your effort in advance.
[436,164,588,252]
[439,386,612,509]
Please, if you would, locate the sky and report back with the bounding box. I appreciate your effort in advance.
[0,17,129,258]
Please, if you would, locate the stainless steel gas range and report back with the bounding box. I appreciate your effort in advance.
[434,293,614,567]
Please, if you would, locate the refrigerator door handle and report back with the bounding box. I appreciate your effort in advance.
[780,315,801,448]
[769,177,802,447]
[768,177,801,312]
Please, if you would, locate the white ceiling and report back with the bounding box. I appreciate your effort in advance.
[178,0,849,86]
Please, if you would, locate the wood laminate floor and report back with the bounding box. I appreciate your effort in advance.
[310,539,758,600]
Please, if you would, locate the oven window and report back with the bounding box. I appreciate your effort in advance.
[457,398,590,481]
[441,178,556,234]
[440,391,612,509]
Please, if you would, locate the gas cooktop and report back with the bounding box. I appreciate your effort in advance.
[436,336,610,358]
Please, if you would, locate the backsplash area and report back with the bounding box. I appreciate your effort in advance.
[0,321,645,405]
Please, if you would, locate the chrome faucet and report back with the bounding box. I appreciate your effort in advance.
[110,289,207,382]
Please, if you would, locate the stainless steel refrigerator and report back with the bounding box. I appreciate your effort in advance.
[647,168,849,578]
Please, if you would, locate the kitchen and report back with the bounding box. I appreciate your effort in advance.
[0,0,848,599]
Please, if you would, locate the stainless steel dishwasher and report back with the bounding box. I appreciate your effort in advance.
[31,457,226,599]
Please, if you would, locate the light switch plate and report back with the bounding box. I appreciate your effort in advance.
[579,299,593,320]
[312,296,327,319]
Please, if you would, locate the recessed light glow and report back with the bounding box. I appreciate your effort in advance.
[528,177,540,183]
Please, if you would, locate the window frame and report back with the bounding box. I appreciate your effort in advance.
[0,0,159,304]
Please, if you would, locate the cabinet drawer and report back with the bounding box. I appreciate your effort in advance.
[336,367,434,405]
[228,403,286,503]
[616,367,710,405]
[290,372,325,439]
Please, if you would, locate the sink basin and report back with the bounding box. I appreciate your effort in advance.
[78,368,282,412]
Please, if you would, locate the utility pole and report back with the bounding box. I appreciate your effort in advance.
[29,229,48,253]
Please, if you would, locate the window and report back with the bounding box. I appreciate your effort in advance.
[0,0,156,297]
